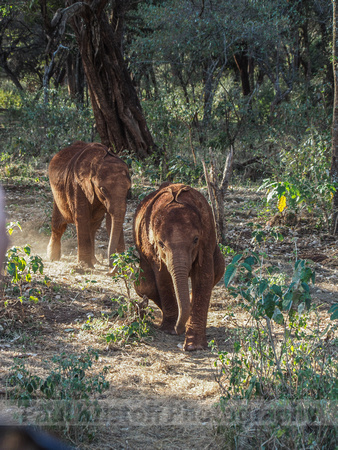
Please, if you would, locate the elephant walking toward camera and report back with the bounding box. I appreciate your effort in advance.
[47,141,131,269]
[134,182,225,351]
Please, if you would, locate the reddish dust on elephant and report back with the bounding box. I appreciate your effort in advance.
[134,182,225,351]
[47,141,131,269]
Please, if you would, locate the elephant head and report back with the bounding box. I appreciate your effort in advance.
[73,144,131,266]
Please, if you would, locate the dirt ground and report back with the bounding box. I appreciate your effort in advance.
[0,179,337,449]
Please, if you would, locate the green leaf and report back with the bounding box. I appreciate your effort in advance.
[258,280,269,295]
[328,303,338,320]
[224,264,237,287]
[234,341,241,352]
[23,246,31,256]
[263,293,276,318]
[243,255,257,267]
[231,254,243,264]
[277,184,286,197]
[253,231,264,243]
[271,284,283,297]
[240,262,254,272]
[272,307,284,324]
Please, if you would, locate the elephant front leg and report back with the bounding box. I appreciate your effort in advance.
[47,202,67,261]
[154,267,179,334]
[184,265,214,351]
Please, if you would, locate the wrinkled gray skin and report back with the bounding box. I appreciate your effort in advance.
[47,141,131,268]
[134,182,225,351]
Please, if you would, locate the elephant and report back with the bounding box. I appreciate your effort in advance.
[47,141,131,269]
[133,182,225,351]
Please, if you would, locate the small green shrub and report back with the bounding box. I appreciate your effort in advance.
[219,244,236,257]
[249,222,284,248]
[105,316,152,345]
[131,152,203,186]
[110,246,142,301]
[258,131,337,231]
[0,90,95,167]
[5,244,49,304]
[211,251,338,449]
[7,349,109,443]
[107,247,153,345]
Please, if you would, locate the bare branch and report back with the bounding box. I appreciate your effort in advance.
[203,148,233,244]
[46,2,90,53]
[202,159,217,230]
[221,146,234,194]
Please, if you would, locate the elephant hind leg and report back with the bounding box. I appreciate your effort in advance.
[47,202,67,261]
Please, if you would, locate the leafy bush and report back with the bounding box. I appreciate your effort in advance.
[105,314,152,345]
[107,247,154,345]
[110,246,142,301]
[211,251,338,448]
[259,130,336,230]
[219,244,236,257]
[7,349,109,443]
[5,244,49,304]
[131,152,204,186]
[0,90,95,165]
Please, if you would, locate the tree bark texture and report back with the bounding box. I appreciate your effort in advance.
[332,0,338,234]
[66,51,85,103]
[66,0,156,158]
[234,49,251,96]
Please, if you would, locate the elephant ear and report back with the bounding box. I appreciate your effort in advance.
[73,149,97,204]
[148,226,163,270]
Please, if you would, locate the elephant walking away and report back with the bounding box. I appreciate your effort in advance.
[47,141,131,269]
[134,182,225,351]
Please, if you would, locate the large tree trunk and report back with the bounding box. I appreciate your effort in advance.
[332,0,338,234]
[234,46,251,96]
[66,0,156,158]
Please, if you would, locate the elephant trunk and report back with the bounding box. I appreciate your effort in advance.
[107,210,125,267]
[171,264,191,335]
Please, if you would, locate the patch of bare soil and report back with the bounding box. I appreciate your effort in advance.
[0,182,337,449]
